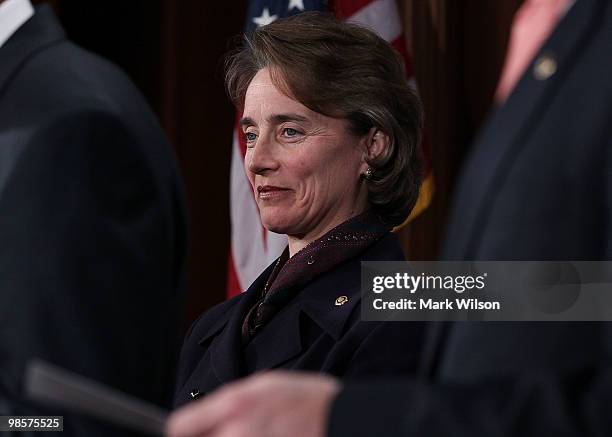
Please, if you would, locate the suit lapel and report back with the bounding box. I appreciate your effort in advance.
[208,234,404,376]
[443,0,604,260]
[206,262,275,384]
[244,257,363,370]
[0,5,65,101]
[242,298,304,370]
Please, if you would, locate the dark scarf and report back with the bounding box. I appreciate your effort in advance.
[241,210,392,344]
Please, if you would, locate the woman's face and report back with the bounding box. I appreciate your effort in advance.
[241,68,368,240]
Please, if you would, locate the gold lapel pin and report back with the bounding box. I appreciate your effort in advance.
[335,295,349,306]
[533,54,557,81]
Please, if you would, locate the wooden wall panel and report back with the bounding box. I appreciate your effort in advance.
[160,2,246,325]
[398,0,521,260]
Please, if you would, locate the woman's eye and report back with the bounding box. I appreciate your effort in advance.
[282,128,300,137]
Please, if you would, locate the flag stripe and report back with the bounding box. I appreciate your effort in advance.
[390,36,414,76]
[332,0,378,19]
[345,0,402,43]
[226,250,241,298]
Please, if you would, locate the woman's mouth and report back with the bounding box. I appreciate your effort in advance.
[257,185,291,200]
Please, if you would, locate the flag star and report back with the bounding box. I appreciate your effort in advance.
[253,7,278,27]
[288,0,305,11]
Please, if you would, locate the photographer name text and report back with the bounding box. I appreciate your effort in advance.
[370,273,501,312]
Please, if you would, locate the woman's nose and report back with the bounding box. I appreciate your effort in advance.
[247,134,279,175]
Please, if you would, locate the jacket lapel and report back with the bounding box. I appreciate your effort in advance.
[0,5,65,100]
[442,0,604,260]
[243,233,405,370]
[205,261,275,384]
[242,299,304,370]
[243,255,363,370]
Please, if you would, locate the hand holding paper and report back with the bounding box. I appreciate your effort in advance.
[166,372,340,437]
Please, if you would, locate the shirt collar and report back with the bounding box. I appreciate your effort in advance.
[0,0,34,49]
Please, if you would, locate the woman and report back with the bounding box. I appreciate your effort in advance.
[174,12,424,407]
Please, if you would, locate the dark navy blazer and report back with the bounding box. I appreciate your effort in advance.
[174,233,425,407]
[329,1,612,436]
[0,6,187,436]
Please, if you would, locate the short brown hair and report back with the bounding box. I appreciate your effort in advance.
[225,12,423,226]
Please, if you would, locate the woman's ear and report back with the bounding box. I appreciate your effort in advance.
[360,127,390,173]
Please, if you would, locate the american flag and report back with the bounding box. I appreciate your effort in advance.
[227,0,433,297]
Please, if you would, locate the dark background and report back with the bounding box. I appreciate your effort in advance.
[35,0,522,328]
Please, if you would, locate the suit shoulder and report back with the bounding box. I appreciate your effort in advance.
[7,40,149,118]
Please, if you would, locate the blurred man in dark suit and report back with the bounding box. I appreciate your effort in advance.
[0,0,187,435]
[167,0,612,436]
